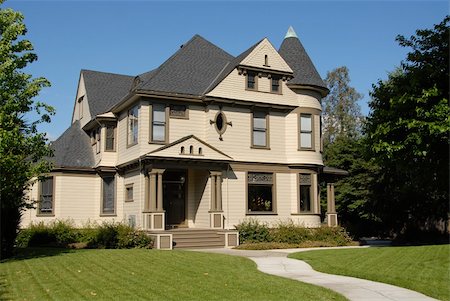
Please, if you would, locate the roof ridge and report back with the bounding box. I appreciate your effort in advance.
[81,69,133,78]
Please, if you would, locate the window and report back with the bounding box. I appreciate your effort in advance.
[300,114,313,149]
[299,174,312,213]
[151,104,167,143]
[247,172,274,213]
[102,175,116,215]
[264,55,269,67]
[39,177,54,215]
[105,125,116,151]
[78,96,84,119]
[169,104,187,119]
[252,112,268,148]
[246,72,257,90]
[128,105,139,146]
[96,128,101,154]
[271,77,280,93]
[125,184,134,202]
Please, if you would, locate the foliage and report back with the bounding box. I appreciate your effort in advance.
[290,245,450,301]
[235,219,353,247]
[322,66,363,144]
[1,249,346,301]
[15,220,153,249]
[234,218,271,243]
[364,16,449,236]
[321,136,381,237]
[0,2,54,259]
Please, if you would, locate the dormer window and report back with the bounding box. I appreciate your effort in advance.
[78,96,84,119]
[246,72,257,90]
[271,76,280,93]
[264,55,269,67]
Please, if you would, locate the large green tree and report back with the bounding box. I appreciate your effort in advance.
[365,16,449,236]
[321,67,377,237]
[0,2,54,259]
[322,66,363,145]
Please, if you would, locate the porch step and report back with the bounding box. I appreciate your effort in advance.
[169,229,226,249]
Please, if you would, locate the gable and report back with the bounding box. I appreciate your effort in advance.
[240,38,293,73]
[71,73,92,128]
[146,135,232,161]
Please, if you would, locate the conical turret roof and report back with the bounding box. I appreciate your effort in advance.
[279,26,328,94]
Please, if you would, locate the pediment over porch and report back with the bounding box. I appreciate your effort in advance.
[145,135,233,162]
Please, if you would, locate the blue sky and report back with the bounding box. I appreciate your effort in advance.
[5,0,448,140]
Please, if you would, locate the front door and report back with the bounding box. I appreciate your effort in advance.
[163,170,187,227]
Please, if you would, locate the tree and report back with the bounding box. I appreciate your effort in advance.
[0,2,54,259]
[365,16,449,237]
[322,66,363,145]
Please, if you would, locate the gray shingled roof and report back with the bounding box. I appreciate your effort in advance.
[278,36,327,90]
[49,121,94,168]
[136,35,234,96]
[82,70,134,117]
[204,39,263,94]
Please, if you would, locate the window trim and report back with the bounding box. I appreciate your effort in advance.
[127,105,139,148]
[37,176,55,216]
[245,71,258,91]
[149,103,169,144]
[125,183,134,202]
[270,76,282,94]
[100,174,117,216]
[169,104,189,120]
[251,111,270,149]
[104,125,116,152]
[246,171,277,215]
[298,173,314,214]
[299,113,315,151]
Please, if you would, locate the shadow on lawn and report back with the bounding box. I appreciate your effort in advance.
[0,273,11,301]
[2,247,77,263]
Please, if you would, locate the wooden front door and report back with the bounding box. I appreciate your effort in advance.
[163,170,187,227]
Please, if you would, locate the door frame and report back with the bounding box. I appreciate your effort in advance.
[163,169,188,228]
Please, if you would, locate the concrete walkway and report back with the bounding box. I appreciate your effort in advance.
[195,247,438,301]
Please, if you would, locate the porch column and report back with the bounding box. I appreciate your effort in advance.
[142,169,165,231]
[216,174,222,211]
[209,171,223,229]
[327,183,338,227]
[156,171,163,211]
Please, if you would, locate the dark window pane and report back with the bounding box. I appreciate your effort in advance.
[248,185,273,212]
[40,177,53,213]
[271,78,279,92]
[106,126,115,151]
[103,176,115,214]
[300,185,311,212]
[216,113,224,131]
[170,105,186,117]
[247,73,256,89]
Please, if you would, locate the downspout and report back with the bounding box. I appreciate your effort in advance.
[226,164,230,229]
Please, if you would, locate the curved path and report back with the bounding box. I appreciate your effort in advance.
[195,247,438,301]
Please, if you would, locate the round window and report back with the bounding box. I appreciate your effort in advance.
[215,111,227,135]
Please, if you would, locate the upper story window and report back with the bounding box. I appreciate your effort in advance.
[299,114,313,150]
[263,55,269,67]
[38,177,54,215]
[252,111,269,148]
[127,105,139,146]
[271,77,280,93]
[246,72,257,90]
[95,127,101,154]
[78,96,84,119]
[105,125,116,152]
[151,104,167,143]
[169,104,188,119]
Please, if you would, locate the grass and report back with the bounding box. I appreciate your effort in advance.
[289,245,450,301]
[0,248,346,301]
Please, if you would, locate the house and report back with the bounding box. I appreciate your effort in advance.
[22,26,340,249]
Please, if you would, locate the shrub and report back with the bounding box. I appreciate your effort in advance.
[235,219,354,249]
[235,218,271,243]
[16,220,153,249]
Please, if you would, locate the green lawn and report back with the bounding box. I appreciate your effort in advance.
[289,245,450,301]
[1,248,346,301]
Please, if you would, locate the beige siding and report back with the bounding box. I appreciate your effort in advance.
[222,170,246,229]
[122,169,143,228]
[240,38,293,73]
[117,106,141,164]
[72,73,92,128]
